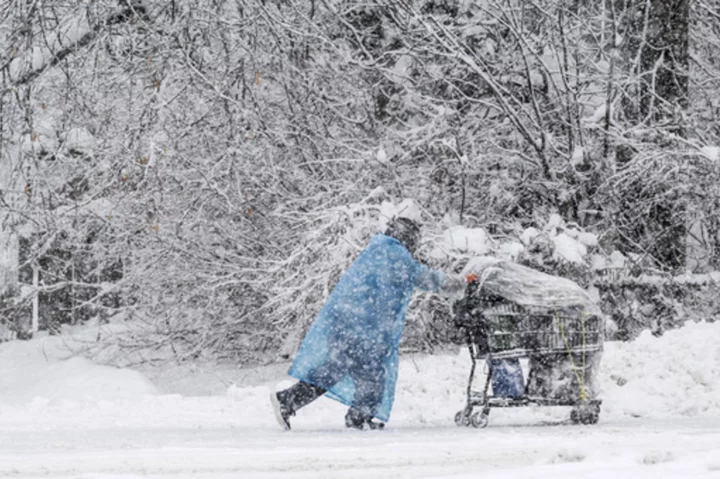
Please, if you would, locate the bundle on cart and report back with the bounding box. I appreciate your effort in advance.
[452,257,605,428]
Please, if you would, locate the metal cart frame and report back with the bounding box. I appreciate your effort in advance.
[453,280,604,428]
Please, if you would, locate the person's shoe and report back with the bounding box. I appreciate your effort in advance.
[364,419,385,430]
[344,409,385,430]
[270,391,294,431]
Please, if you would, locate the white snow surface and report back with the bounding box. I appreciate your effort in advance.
[552,233,588,264]
[497,241,525,261]
[443,226,492,254]
[0,337,158,406]
[701,145,720,162]
[1,321,720,478]
[520,226,540,246]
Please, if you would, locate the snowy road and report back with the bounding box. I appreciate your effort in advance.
[2,417,720,478]
[2,321,719,478]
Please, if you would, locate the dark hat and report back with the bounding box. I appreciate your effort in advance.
[385,217,421,254]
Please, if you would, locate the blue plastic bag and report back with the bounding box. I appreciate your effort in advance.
[490,358,525,398]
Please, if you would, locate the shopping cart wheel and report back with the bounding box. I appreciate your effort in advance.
[454,411,464,426]
[454,409,472,427]
[570,403,600,425]
[470,411,489,428]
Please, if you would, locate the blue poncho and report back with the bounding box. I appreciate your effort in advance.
[288,234,444,422]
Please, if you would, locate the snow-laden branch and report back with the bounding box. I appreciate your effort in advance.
[6,2,148,88]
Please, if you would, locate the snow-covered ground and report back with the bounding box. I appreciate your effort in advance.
[1,321,719,478]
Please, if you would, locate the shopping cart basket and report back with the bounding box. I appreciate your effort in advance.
[452,258,605,428]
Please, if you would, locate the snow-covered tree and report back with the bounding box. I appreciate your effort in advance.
[1,0,718,358]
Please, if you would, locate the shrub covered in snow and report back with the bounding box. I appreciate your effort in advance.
[424,212,719,343]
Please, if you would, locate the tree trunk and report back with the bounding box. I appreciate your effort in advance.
[616,0,690,271]
[626,0,690,125]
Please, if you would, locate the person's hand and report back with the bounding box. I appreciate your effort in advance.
[440,274,466,298]
[465,273,478,283]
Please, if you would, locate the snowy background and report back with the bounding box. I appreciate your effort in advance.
[1,1,720,477]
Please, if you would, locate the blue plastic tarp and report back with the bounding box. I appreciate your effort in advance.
[288,234,444,422]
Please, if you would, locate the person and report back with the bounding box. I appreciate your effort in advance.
[270,215,466,430]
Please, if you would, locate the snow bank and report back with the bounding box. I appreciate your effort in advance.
[395,321,720,425]
[0,335,157,406]
[599,321,720,418]
[0,321,718,431]
[708,450,720,471]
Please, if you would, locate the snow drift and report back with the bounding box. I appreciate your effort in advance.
[599,321,720,418]
[0,335,157,406]
[0,320,718,430]
[389,320,720,427]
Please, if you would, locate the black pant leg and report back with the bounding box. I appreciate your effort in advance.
[278,381,327,413]
[347,364,386,419]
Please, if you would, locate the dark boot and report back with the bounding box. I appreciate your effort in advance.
[344,407,385,430]
[271,381,326,431]
[270,391,294,431]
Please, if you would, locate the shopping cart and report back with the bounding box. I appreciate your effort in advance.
[452,259,605,428]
